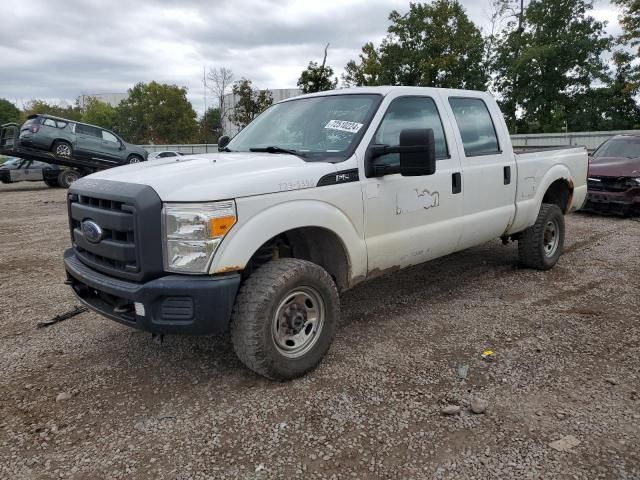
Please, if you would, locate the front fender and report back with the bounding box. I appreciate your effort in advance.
[209,199,367,282]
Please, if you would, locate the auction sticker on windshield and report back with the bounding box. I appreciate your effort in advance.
[325,120,364,134]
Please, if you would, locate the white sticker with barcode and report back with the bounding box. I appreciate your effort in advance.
[324,119,364,134]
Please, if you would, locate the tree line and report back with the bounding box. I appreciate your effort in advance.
[304,0,640,133]
[1,0,638,142]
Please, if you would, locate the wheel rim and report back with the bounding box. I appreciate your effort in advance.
[543,218,560,257]
[56,144,71,158]
[271,286,325,359]
[129,157,141,163]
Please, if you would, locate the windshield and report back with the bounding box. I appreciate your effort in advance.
[226,94,382,162]
[592,137,640,160]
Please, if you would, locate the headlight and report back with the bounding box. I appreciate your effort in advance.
[162,201,237,273]
[632,177,640,186]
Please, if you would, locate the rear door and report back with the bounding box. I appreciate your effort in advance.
[74,124,103,159]
[445,96,516,249]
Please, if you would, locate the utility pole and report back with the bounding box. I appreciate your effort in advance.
[203,66,207,152]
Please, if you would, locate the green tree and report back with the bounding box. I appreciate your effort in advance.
[493,0,611,133]
[81,97,117,130]
[199,107,222,143]
[114,82,198,144]
[0,98,21,125]
[614,0,640,53]
[343,1,487,89]
[297,44,338,93]
[22,99,83,122]
[229,79,273,129]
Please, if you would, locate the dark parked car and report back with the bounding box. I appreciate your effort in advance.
[18,114,148,165]
[0,158,60,186]
[585,135,640,215]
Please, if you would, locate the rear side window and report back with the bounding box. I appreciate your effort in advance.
[373,96,449,169]
[448,98,500,157]
[43,118,57,127]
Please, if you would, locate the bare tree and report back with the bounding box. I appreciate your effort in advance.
[207,67,234,131]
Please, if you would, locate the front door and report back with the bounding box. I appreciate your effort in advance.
[100,130,123,162]
[362,95,463,273]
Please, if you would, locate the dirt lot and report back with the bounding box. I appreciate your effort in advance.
[0,181,639,480]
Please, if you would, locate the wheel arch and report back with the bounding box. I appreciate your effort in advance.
[209,200,367,291]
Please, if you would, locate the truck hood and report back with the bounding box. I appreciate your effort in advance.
[588,157,640,178]
[81,152,338,201]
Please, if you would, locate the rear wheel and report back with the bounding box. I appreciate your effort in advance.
[52,140,73,159]
[57,169,80,188]
[518,203,565,270]
[230,258,340,380]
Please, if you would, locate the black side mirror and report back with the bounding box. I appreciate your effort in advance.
[366,128,436,177]
[399,128,436,177]
[218,135,230,151]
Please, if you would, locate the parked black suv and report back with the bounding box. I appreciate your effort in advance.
[18,115,148,165]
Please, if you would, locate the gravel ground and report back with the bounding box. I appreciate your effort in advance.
[0,181,639,480]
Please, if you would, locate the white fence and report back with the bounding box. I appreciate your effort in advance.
[144,130,640,155]
[510,130,639,151]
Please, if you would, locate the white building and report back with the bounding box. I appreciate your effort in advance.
[222,88,301,137]
[77,92,128,109]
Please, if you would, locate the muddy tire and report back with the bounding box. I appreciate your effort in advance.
[52,140,73,159]
[230,258,339,380]
[518,203,565,270]
[57,169,80,189]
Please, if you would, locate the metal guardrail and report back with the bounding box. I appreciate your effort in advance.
[143,130,640,155]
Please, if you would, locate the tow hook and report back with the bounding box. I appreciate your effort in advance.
[152,333,164,345]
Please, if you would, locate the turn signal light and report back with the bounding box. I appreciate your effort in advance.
[210,215,236,237]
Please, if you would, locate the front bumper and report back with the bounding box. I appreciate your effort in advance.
[585,189,640,215]
[64,249,241,334]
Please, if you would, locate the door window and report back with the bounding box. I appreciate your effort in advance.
[448,98,500,157]
[76,124,101,137]
[102,130,119,143]
[372,96,449,170]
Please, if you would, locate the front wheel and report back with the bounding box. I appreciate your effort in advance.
[230,258,340,380]
[127,155,143,164]
[518,203,565,270]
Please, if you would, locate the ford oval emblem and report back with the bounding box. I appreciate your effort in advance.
[81,219,104,243]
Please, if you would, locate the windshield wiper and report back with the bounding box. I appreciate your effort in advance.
[249,146,306,157]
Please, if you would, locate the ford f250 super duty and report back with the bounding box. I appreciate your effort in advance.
[64,87,588,380]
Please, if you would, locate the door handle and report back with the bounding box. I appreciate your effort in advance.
[452,172,462,194]
[504,166,511,185]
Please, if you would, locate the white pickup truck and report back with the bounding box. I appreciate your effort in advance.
[64,87,588,380]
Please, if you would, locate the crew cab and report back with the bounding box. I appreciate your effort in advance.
[63,87,588,380]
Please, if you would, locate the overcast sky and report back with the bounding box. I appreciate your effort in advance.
[0,0,622,115]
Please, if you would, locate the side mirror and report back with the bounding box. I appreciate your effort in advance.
[366,128,436,177]
[399,128,436,177]
[218,135,230,151]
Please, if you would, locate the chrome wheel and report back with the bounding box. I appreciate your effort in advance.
[128,156,141,164]
[543,218,560,257]
[271,286,325,359]
[55,143,72,158]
